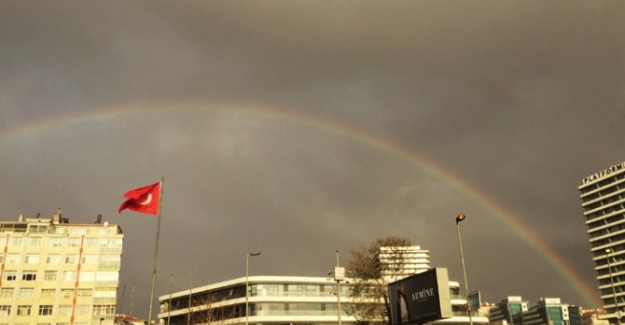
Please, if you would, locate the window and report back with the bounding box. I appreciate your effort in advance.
[3,271,16,281]
[0,306,10,316]
[19,288,34,299]
[49,238,63,247]
[58,305,72,315]
[22,271,37,281]
[0,288,13,298]
[99,255,120,269]
[28,224,48,234]
[67,238,81,247]
[75,305,89,315]
[69,228,88,235]
[38,305,53,316]
[9,238,22,247]
[27,237,42,246]
[16,305,31,316]
[61,289,74,299]
[79,271,94,281]
[46,254,60,264]
[95,271,118,284]
[65,254,78,264]
[24,254,40,264]
[85,238,98,247]
[63,271,76,281]
[93,304,115,315]
[44,270,58,281]
[77,289,92,297]
[6,254,20,264]
[100,239,122,252]
[41,289,55,297]
[94,290,116,299]
[81,255,97,264]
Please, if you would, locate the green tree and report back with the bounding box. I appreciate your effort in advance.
[345,236,413,325]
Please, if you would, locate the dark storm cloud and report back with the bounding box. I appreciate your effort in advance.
[1,0,625,320]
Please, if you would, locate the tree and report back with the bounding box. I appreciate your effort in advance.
[345,236,413,325]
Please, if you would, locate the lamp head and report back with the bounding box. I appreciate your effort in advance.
[456,214,466,224]
[606,248,612,254]
[248,251,261,257]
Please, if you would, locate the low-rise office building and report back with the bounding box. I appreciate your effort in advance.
[489,296,529,325]
[158,275,489,325]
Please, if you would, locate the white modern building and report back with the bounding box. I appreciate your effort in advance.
[0,211,124,325]
[158,245,488,325]
[378,246,431,283]
[158,275,356,325]
[578,161,625,321]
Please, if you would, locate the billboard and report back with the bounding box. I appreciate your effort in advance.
[388,268,453,325]
[468,291,481,311]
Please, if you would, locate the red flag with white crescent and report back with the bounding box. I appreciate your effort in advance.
[118,182,160,215]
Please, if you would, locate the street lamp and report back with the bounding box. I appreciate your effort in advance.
[606,248,620,325]
[455,214,473,325]
[246,251,261,325]
[332,250,345,325]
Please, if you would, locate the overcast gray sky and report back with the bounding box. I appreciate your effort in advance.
[2,0,625,319]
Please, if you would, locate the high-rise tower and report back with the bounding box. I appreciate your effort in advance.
[578,161,625,317]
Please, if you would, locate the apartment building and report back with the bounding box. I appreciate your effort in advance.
[0,211,123,325]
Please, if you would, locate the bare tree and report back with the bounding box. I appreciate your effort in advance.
[188,292,240,325]
[345,236,412,325]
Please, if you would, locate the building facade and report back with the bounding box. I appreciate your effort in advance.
[159,275,355,325]
[0,212,124,325]
[578,161,625,318]
[489,296,529,325]
[522,298,581,325]
[158,244,487,325]
[158,275,491,325]
[378,246,431,283]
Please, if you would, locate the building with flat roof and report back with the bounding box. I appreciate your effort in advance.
[522,298,581,325]
[0,211,123,325]
[489,296,529,325]
[578,161,625,320]
[159,275,355,325]
[378,246,431,283]
[158,275,490,325]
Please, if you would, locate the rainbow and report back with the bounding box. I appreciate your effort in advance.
[0,101,601,307]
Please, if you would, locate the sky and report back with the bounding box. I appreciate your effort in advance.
[1,0,625,320]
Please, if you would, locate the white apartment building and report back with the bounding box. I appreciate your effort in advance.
[578,161,625,319]
[0,211,124,325]
[378,246,431,283]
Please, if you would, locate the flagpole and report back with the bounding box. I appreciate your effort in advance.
[147,177,164,325]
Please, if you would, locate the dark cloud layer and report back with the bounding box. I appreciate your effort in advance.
[1,0,625,319]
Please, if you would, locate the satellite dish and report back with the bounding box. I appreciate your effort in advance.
[103,221,109,226]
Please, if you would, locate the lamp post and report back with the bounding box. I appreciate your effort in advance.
[332,250,345,325]
[606,248,620,325]
[455,214,473,325]
[246,252,261,325]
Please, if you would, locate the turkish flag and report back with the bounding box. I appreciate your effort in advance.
[118,182,160,215]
